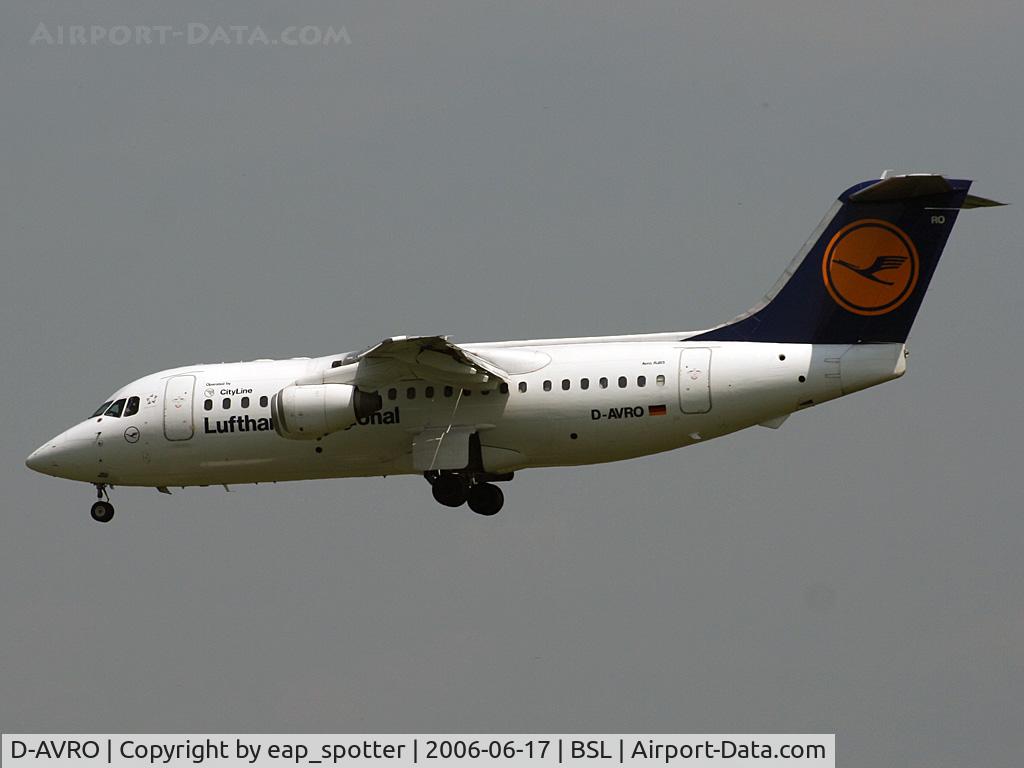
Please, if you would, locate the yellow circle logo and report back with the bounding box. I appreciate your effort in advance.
[822,219,919,316]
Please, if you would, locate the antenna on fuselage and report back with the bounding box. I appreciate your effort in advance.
[428,387,465,471]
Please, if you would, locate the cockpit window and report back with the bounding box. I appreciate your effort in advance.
[91,401,113,418]
[104,399,127,418]
[123,396,140,417]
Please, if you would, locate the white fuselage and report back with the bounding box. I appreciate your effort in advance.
[26,336,907,489]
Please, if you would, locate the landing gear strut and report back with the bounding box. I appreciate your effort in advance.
[91,484,115,523]
[425,471,509,516]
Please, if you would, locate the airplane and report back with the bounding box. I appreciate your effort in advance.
[26,172,1002,522]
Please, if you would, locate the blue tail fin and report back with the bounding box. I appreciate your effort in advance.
[690,173,1002,344]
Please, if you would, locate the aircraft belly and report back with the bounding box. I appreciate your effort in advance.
[116,418,407,486]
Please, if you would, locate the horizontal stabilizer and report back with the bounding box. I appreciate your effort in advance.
[850,173,1005,208]
[850,174,953,202]
[961,194,1006,209]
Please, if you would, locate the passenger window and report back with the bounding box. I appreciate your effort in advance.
[204,399,213,411]
[518,382,527,393]
[259,395,268,407]
[91,401,114,418]
[581,378,590,390]
[656,374,666,386]
[637,375,646,387]
[222,398,231,409]
[500,383,509,394]
[599,377,608,389]
[123,396,140,417]
[618,376,627,389]
[387,388,397,401]
[104,399,127,418]
[444,386,454,398]
[406,387,416,400]
[543,380,552,392]
[561,379,570,391]
[241,396,250,409]
[425,386,435,399]
[463,389,472,397]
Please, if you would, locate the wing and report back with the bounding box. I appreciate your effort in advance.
[316,335,509,390]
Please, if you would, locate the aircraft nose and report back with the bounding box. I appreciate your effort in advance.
[25,433,70,476]
[25,449,43,472]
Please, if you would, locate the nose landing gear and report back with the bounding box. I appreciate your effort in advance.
[90,484,115,523]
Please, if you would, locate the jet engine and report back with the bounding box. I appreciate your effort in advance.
[271,384,382,440]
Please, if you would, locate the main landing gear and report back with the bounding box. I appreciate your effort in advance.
[425,471,510,516]
[90,484,115,523]
[467,483,504,516]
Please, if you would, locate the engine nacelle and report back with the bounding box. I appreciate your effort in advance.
[271,384,382,440]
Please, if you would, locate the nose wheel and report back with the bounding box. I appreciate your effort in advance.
[90,500,115,523]
[90,484,115,523]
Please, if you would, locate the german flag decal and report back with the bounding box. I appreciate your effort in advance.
[648,404,667,416]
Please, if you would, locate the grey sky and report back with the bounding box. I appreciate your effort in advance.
[1,1,1021,765]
